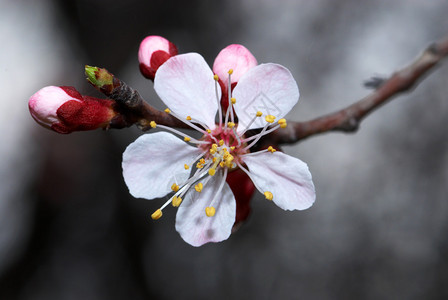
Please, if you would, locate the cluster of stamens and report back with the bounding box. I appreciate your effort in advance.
[149,68,288,220]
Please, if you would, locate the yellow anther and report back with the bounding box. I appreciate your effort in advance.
[265,115,276,123]
[228,69,234,75]
[208,168,216,176]
[256,111,263,117]
[205,206,216,217]
[164,108,171,113]
[186,116,192,121]
[151,209,163,220]
[267,146,277,153]
[278,118,287,128]
[212,157,217,162]
[171,183,179,192]
[213,74,219,81]
[219,161,225,168]
[227,122,235,128]
[150,121,157,128]
[184,137,191,142]
[207,129,211,133]
[210,144,218,154]
[196,159,205,168]
[172,196,182,207]
[230,146,235,151]
[264,191,273,201]
[219,140,224,146]
[184,164,190,170]
[194,183,203,192]
[230,97,236,104]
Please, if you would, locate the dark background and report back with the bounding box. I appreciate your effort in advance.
[1,0,448,299]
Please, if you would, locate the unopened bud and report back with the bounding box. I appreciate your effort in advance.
[212,44,257,87]
[85,65,114,92]
[28,86,116,134]
[138,35,178,80]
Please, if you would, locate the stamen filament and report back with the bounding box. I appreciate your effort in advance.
[232,127,242,146]
[228,71,236,124]
[156,124,209,144]
[160,195,176,210]
[236,162,266,196]
[215,78,223,127]
[209,167,228,208]
[238,111,263,136]
[256,123,281,137]
[241,148,270,157]
[168,110,208,134]
[187,116,212,133]
[243,123,271,151]
[224,70,234,126]
[160,163,212,211]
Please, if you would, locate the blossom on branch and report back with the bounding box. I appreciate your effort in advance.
[122,44,315,246]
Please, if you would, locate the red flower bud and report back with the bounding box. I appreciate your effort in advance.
[226,168,256,230]
[138,35,178,80]
[28,86,116,134]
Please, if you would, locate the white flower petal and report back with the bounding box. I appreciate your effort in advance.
[122,132,201,200]
[175,171,236,247]
[232,63,299,133]
[243,151,315,211]
[154,53,219,129]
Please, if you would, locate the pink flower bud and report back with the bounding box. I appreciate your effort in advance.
[213,44,257,88]
[138,35,178,80]
[29,86,116,134]
[213,44,257,112]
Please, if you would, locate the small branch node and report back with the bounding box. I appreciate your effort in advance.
[364,76,387,89]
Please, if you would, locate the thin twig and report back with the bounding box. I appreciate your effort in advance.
[91,36,448,139]
[85,66,187,130]
[268,35,448,145]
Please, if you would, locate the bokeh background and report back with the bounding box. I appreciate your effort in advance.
[1,0,448,299]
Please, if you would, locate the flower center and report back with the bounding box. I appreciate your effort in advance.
[199,125,247,166]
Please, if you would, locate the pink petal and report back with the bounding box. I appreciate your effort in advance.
[122,132,201,200]
[175,171,236,247]
[243,151,315,211]
[154,53,220,129]
[212,44,257,87]
[232,63,300,133]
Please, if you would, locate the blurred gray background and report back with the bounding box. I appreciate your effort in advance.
[1,0,447,299]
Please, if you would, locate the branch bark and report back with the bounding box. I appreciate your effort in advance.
[85,66,188,130]
[269,35,448,145]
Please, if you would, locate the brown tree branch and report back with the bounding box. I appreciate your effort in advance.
[85,66,188,130]
[269,35,448,145]
[88,35,448,141]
